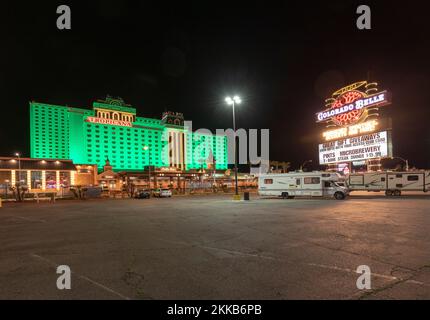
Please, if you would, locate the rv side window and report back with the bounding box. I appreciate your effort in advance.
[264,179,273,184]
[349,175,364,185]
[296,178,300,185]
[407,175,419,181]
[381,177,386,182]
[304,177,320,184]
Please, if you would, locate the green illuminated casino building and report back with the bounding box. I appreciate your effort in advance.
[30,96,228,172]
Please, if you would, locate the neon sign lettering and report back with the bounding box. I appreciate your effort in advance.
[316,91,388,123]
[322,120,379,141]
[85,117,132,127]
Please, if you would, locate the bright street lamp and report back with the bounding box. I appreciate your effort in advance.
[225,95,241,197]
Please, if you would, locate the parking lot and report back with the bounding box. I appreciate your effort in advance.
[1,193,430,299]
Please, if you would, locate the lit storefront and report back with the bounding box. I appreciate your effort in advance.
[29,96,228,172]
[0,157,77,193]
[316,81,393,173]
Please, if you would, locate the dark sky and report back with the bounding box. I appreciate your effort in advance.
[1,0,430,169]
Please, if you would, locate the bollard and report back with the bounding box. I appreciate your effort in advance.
[244,192,250,201]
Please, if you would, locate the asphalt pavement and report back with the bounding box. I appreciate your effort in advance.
[1,193,429,299]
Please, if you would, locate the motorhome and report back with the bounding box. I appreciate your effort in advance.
[346,171,430,196]
[258,171,349,200]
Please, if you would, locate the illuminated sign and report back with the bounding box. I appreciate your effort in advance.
[319,131,391,164]
[316,81,391,126]
[316,91,389,124]
[86,117,132,127]
[322,120,379,141]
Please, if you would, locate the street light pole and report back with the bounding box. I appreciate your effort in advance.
[225,96,241,197]
[232,100,238,196]
[15,153,21,186]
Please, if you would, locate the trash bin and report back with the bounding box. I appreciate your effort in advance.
[244,192,250,201]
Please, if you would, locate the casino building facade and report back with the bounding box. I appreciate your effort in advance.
[30,96,228,172]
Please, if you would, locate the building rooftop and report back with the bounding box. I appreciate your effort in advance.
[0,157,76,171]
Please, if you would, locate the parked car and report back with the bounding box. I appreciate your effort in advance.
[153,188,172,198]
[135,189,151,199]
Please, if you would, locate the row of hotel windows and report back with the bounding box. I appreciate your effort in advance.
[33,110,66,115]
[87,124,160,131]
[33,116,66,121]
[87,127,160,134]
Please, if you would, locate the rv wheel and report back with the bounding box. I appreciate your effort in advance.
[334,192,345,200]
[281,192,289,199]
[394,190,401,196]
[385,190,393,196]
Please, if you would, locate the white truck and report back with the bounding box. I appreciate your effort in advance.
[346,171,430,196]
[258,171,349,200]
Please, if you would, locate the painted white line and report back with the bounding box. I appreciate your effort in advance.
[30,254,131,300]
[15,216,47,223]
[157,238,277,260]
[308,263,397,281]
[199,245,277,260]
[308,262,429,287]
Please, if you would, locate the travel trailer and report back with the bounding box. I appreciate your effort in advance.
[258,171,349,200]
[346,171,430,196]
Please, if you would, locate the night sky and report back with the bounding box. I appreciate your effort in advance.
[1,1,430,169]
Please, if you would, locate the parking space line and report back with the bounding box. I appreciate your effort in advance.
[30,253,131,300]
[199,245,278,260]
[308,262,429,287]
[14,216,47,223]
[308,263,397,281]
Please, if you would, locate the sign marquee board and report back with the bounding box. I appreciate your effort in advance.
[319,131,392,165]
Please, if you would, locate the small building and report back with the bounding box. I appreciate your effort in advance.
[74,164,98,186]
[96,159,123,190]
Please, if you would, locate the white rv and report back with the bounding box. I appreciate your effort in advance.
[346,171,430,196]
[258,171,349,200]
